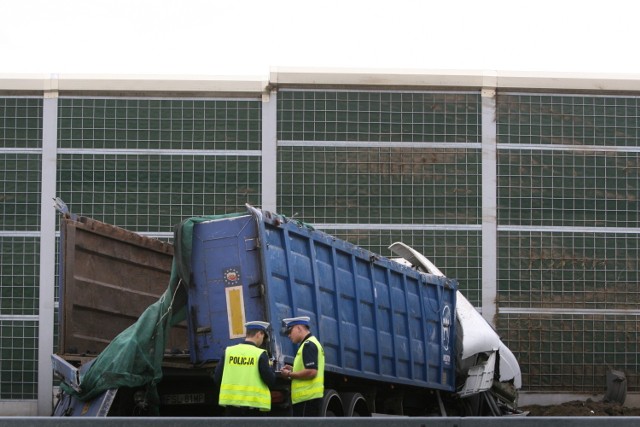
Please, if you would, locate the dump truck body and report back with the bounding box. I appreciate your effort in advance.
[187,206,457,393]
[57,214,187,358]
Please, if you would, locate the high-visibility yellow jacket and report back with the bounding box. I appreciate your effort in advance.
[219,343,271,411]
[291,336,325,404]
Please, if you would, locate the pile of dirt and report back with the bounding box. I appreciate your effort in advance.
[521,399,640,416]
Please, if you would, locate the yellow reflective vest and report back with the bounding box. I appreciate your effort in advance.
[291,336,325,404]
[219,343,271,411]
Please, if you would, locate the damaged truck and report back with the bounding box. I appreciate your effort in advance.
[52,202,522,417]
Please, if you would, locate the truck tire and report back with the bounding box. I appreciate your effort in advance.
[320,389,344,417]
[339,392,370,417]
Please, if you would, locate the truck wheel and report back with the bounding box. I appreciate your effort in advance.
[339,392,370,417]
[320,389,344,417]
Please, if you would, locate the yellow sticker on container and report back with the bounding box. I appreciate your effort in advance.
[225,286,246,339]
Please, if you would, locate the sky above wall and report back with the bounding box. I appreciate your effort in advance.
[1,0,639,76]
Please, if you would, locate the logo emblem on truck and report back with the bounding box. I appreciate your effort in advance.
[224,267,241,286]
[442,305,451,351]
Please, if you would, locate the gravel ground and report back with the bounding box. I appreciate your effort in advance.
[520,399,640,416]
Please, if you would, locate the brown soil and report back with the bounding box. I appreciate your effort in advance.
[520,399,640,416]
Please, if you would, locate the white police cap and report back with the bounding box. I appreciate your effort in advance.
[282,316,311,329]
[245,321,270,332]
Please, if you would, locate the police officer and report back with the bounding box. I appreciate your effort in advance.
[280,316,325,416]
[213,321,276,416]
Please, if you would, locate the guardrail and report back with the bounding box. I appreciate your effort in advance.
[1,418,639,427]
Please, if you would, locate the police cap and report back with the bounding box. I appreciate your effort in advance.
[245,321,270,335]
[282,316,311,333]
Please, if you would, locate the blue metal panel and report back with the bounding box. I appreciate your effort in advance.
[186,206,457,392]
[52,389,117,417]
[187,215,264,363]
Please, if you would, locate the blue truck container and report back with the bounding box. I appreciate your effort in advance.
[187,205,457,397]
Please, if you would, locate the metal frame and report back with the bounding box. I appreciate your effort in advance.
[2,70,640,414]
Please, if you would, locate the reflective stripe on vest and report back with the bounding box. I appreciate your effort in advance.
[291,336,325,404]
[219,343,271,410]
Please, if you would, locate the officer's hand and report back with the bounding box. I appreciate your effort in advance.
[280,365,292,377]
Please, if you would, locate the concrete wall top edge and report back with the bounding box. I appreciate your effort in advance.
[0,73,267,94]
[270,67,640,92]
[3,68,640,93]
[269,67,489,88]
